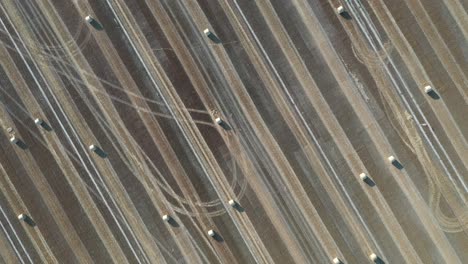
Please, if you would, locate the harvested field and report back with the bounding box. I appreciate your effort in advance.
[0,0,466,263]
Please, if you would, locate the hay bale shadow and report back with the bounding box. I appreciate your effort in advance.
[213,233,224,242]
[90,20,104,31]
[15,140,28,150]
[167,218,179,228]
[232,203,245,213]
[373,256,385,264]
[218,121,232,131]
[207,33,221,44]
[94,148,108,158]
[427,90,440,100]
[340,11,352,20]
[391,160,404,170]
[364,177,376,187]
[39,121,53,131]
[22,215,36,227]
